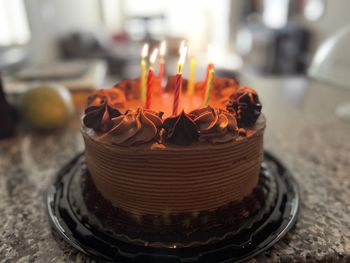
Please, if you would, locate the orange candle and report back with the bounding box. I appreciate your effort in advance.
[172,44,187,116]
[203,45,215,99]
[158,40,166,93]
[203,68,215,106]
[146,48,158,109]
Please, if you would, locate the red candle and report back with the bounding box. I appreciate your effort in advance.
[158,40,166,93]
[146,68,154,109]
[172,73,182,115]
[172,44,187,115]
[145,48,158,109]
[158,61,165,92]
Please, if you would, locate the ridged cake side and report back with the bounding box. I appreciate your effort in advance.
[82,117,264,216]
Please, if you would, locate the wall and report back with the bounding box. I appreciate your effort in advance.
[25,0,232,62]
[299,0,350,53]
[25,0,102,63]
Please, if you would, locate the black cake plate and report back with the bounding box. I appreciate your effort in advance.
[47,151,300,263]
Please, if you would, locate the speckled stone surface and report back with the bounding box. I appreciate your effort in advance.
[0,77,350,262]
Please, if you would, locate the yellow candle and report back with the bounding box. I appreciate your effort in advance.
[203,68,215,106]
[140,43,149,103]
[187,57,196,96]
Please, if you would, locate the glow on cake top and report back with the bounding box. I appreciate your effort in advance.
[82,76,262,147]
[83,41,262,146]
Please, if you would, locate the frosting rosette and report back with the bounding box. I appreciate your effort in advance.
[226,86,262,127]
[101,108,163,146]
[163,111,199,145]
[190,106,239,144]
[83,100,121,132]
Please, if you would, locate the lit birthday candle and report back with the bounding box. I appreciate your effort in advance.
[203,45,215,99]
[172,44,187,116]
[158,40,166,93]
[203,68,215,106]
[140,43,149,103]
[179,40,185,54]
[146,48,158,109]
[187,55,196,96]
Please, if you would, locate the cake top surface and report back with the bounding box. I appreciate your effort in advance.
[82,76,264,147]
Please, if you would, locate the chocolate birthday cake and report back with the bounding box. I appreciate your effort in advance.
[80,76,274,247]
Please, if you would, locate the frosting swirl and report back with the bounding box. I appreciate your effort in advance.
[226,86,262,127]
[102,108,162,146]
[163,111,199,145]
[83,100,121,132]
[190,106,238,144]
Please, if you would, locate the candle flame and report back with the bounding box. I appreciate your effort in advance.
[178,45,188,73]
[160,40,166,56]
[141,43,149,58]
[208,44,214,63]
[179,46,187,64]
[150,48,158,65]
[179,40,186,54]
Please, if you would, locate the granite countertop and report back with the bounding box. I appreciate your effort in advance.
[0,76,350,262]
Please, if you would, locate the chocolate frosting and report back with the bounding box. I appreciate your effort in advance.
[87,88,126,108]
[113,79,139,100]
[212,77,239,97]
[190,106,239,144]
[226,86,262,127]
[163,111,199,145]
[83,100,121,132]
[102,108,162,146]
[82,123,265,215]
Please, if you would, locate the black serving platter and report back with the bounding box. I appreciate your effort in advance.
[47,151,300,262]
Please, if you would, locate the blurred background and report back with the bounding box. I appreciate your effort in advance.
[1,0,350,135]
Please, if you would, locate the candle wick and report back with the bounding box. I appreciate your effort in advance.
[178,64,183,74]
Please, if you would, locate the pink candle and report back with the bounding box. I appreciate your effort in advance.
[158,60,165,93]
[145,48,158,109]
[172,73,182,115]
[158,41,166,93]
[146,68,154,109]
